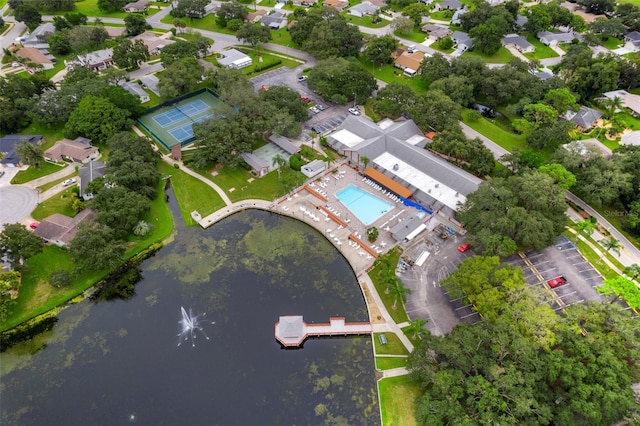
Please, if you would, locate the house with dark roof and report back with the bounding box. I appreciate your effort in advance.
[515,15,528,29]
[0,135,43,167]
[451,31,473,53]
[79,160,107,200]
[22,23,55,49]
[326,116,481,217]
[70,48,114,71]
[44,137,99,163]
[502,34,535,53]
[566,106,602,130]
[260,11,288,29]
[434,0,463,10]
[268,135,299,155]
[348,1,379,17]
[624,31,640,51]
[124,0,149,12]
[34,209,95,246]
[140,74,160,96]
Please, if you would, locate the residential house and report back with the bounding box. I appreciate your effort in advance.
[324,0,349,11]
[394,51,425,76]
[79,160,107,200]
[292,0,318,6]
[421,24,452,40]
[624,31,640,51]
[566,106,602,130]
[326,115,481,218]
[103,26,127,39]
[73,48,114,71]
[246,9,267,23]
[218,48,252,69]
[571,138,612,159]
[531,68,554,81]
[34,209,95,246]
[22,23,55,49]
[133,32,175,56]
[537,31,580,46]
[515,15,528,29]
[0,135,43,168]
[434,0,463,11]
[451,31,473,53]
[301,159,326,178]
[603,90,640,116]
[140,74,160,96]
[451,8,465,25]
[348,1,379,17]
[44,137,99,164]
[621,131,640,146]
[367,0,386,7]
[502,34,535,53]
[120,81,151,103]
[241,153,270,177]
[124,0,149,12]
[260,11,288,30]
[15,47,55,70]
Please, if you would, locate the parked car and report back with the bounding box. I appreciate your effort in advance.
[348,107,361,116]
[297,75,307,82]
[29,222,39,229]
[301,96,310,103]
[457,243,472,252]
[62,178,77,187]
[547,276,567,288]
[316,104,325,111]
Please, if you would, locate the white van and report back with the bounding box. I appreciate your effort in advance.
[407,44,416,53]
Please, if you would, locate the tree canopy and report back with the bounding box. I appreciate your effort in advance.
[307,58,377,105]
[64,95,133,143]
[0,224,44,270]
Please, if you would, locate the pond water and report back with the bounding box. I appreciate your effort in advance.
[1,197,379,425]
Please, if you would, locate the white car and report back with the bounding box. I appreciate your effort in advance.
[348,108,361,116]
[62,178,77,187]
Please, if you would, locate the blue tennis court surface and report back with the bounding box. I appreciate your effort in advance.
[152,100,211,128]
[168,114,214,142]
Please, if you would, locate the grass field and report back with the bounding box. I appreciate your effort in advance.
[592,206,640,251]
[344,14,390,29]
[378,376,421,426]
[72,0,161,18]
[30,187,78,221]
[565,232,621,281]
[369,248,410,324]
[600,36,623,50]
[358,57,429,94]
[158,161,226,226]
[524,34,559,60]
[393,29,427,44]
[161,13,235,35]
[36,171,77,192]
[12,162,65,185]
[465,47,515,64]
[461,109,528,152]
[375,356,408,370]
[374,332,410,355]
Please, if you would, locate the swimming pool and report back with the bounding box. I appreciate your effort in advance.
[336,185,394,226]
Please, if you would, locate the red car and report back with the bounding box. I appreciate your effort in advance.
[29,222,39,229]
[458,243,472,252]
[547,276,567,288]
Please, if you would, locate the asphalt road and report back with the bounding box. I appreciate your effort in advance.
[0,186,37,230]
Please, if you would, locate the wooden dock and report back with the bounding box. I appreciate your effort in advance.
[274,315,372,347]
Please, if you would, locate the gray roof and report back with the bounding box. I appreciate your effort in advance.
[438,0,462,9]
[532,69,553,80]
[218,48,251,67]
[23,23,55,47]
[279,316,304,338]
[503,34,533,50]
[452,31,473,48]
[570,106,603,128]
[0,135,42,165]
[140,74,160,95]
[422,24,451,38]
[241,152,269,171]
[390,215,424,241]
[77,48,113,66]
[120,81,149,99]
[349,1,379,14]
[260,13,287,27]
[537,31,578,44]
[515,15,528,28]
[269,135,299,155]
[79,160,107,199]
[625,30,640,41]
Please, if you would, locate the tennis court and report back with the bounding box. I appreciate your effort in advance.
[137,89,234,150]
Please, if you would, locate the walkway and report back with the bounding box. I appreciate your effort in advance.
[274,316,373,347]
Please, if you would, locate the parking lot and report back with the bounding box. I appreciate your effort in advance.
[401,229,606,335]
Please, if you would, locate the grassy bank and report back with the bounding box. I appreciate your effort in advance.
[369,248,410,324]
[378,375,420,426]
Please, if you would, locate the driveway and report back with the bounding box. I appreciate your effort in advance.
[0,186,37,230]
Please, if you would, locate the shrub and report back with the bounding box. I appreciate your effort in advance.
[49,270,71,288]
[289,153,304,171]
[367,227,379,242]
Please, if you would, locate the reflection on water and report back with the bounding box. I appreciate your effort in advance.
[1,209,379,425]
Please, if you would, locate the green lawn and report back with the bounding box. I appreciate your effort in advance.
[18,122,66,151]
[72,0,161,18]
[30,187,78,221]
[524,34,559,60]
[429,10,453,21]
[393,29,426,44]
[158,161,226,226]
[465,47,515,64]
[161,13,236,35]
[369,248,410,324]
[344,14,390,29]
[378,376,421,426]
[376,356,408,370]
[461,109,528,152]
[565,232,620,281]
[591,206,640,252]
[358,57,429,94]
[600,36,623,50]
[374,332,410,355]
[12,162,65,185]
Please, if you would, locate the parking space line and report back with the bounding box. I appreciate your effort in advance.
[460,312,479,319]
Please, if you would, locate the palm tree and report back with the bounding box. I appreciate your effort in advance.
[406,318,428,340]
[601,96,623,119]
[576,219,595,236]
[272,154,286,181]
[389,280,411,310]
[360,156,370,172]
[599,237,622,256]
[623,264,640,281]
